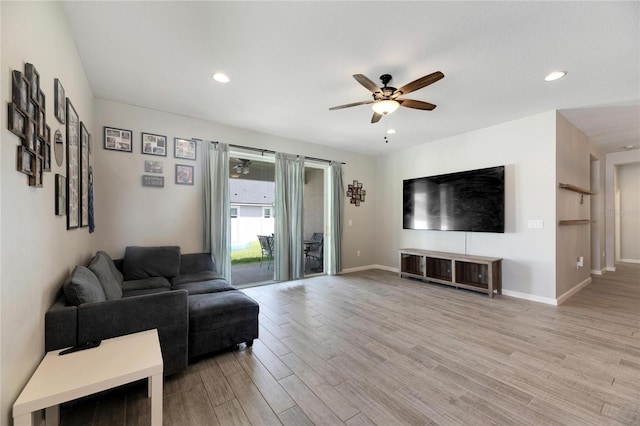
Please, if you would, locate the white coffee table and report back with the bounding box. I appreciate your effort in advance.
[13,329,163,426]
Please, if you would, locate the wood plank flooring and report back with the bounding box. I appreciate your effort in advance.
[60,263,640,425]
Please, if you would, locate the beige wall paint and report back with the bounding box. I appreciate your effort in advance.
[93,98,377,268]
[555,113,604,297]
[375,111,558,300]
[1,2,95,424]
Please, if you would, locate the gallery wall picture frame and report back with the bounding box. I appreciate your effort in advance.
[54,78,65,124]
[141,132,167,156]
[25,63,40,102]
[54,129,64,167]
[66,98,80,229]
[142,175,165,188]
[8,103,27,139]
[37,108,45,139]
[38,89,45,110]
[12,70,29,113]
[104,126,132,152]
[174,138,197,160]
[175,164,194,185]
[80,122,90,227]
[44,141,52,172]
[24,119,37,152]
[17,146,35,176]
[55,174,66,216]
[144,160,163,174]
[28,157,43,188]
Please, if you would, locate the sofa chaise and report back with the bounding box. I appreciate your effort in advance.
[45,246,259,375]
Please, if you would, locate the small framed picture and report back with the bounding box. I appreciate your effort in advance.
[144,160,163,174]
[104,126,132,152]
[38,89,45,110]
[142,175,165,188]
[141,132,167,156]
[17,146,35,176]
[28,99,38,121]
[24,119,37,152]
[175,164,194,185]
[55,174,66,216]
[44,142,52,172]
[29,157,43,188]
[25,63,40,102]
[174,138,197,160]
[8,103,27,138]
[38,108,45,139]
[54,78,65,124]
[12,70,29,113]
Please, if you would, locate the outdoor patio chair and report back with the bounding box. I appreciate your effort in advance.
[257,235,274,269]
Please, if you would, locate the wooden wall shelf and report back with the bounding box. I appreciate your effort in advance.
[559,183,595,195]
[559,219,592,226]
[399,249,502,298]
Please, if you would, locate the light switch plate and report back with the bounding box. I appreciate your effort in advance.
[528,220,544,229]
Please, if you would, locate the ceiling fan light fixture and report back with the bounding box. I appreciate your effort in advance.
[213,72,230,83]
[544,71,566,81]
[372,100,400,115]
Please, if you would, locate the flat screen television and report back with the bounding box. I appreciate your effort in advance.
[403,165,504,233]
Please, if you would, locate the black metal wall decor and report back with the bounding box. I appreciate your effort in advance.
[347,180,366,206]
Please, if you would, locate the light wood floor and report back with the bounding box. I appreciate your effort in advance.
[60,263,640,425]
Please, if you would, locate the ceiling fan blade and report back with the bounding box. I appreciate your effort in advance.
[398,99,437,110]
[394,71,444,97]
[353,74,381,94]
[329,100,374,111]
[371,112,382,123]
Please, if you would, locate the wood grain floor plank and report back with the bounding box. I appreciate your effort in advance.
[278,375,345,425]
[213,399,250,426]
[226,369,283,426]
[277,405,314,426]
[233,348,296,414]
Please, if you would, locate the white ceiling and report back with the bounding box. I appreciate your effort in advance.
[62,1,639,156]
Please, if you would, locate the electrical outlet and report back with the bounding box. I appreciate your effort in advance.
[528,220,544,229]
[348,219,352,226]
[357,250,361,257]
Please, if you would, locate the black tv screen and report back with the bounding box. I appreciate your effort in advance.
[403,166,504,233]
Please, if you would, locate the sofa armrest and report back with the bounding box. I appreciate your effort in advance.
[45,296,77,352]
[77,290,189,375]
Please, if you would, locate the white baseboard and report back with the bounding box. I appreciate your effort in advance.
[620,258,640,264]
[556,277,592,305]
[606,266,616,272]
[501,290,558,306]
[341,264,398,274]
[590,268,606,275]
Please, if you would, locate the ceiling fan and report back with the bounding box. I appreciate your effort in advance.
[232,159,251,175]
[329,71,444,123]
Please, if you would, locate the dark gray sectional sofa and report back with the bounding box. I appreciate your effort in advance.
[45,246,259,376]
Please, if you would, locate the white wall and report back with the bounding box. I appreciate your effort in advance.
[555,113,604,297]
[1,2,95,424]
[376,111,558,301]
[617,163,640,262]
[93,98,377,268]
[605,150,640,269]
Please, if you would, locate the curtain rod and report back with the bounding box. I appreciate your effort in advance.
[192,139,346,165]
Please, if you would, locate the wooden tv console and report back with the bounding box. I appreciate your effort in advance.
[399,249,502,298]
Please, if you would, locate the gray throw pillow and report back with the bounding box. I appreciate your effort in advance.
[63,266,106,306]
[123,246,181,280]
[88,251,123,300]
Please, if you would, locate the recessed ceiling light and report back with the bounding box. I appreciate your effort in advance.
[386,129,397,134]
[544,71,566,82]
[213,73,230,83]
